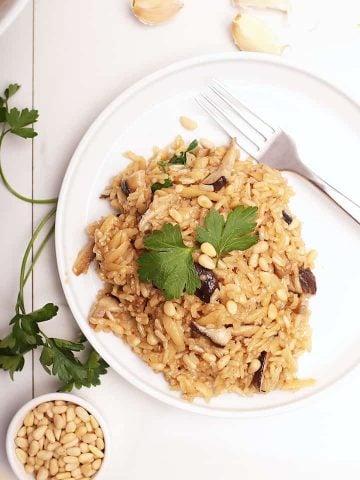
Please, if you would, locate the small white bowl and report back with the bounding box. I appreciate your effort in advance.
[6,392,110,480]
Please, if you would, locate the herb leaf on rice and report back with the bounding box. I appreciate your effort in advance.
[138,223,201,299]
[196,206,259,259]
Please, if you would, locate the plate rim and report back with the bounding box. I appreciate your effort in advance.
[55,52,360,417]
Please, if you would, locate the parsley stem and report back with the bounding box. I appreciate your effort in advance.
[16,206,57,314]
[23,223,55,285]
[0,132,58,205]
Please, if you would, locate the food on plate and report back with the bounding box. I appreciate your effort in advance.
[14,401,105,478]
[74,136,317,400]
[232,13,286,55]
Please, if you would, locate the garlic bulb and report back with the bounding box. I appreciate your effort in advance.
[131,0,183,25]
[231,13,285,55]
[232,0,290,13]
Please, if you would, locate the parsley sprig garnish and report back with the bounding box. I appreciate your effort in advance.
[196,207,259,261]
[137,206,259,299]
[158,139,198,170]
[0,84,108,390]
[138,223,201,299]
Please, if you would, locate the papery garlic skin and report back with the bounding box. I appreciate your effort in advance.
[131,0,183,25]
[232,13,286,55]
[232,0,291,13]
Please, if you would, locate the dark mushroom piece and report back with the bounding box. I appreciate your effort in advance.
[194,263,219,303]
[299,266,317,294]
[252,351,268,392]
[211,176,228,192]
[191,321,231,348]
[120,170,146,197]
[282,210,293,225]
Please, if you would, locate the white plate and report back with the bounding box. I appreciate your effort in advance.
[56,53,360,417]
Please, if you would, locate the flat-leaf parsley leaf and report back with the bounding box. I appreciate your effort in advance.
[138,223,201,299]
[196,206,259,259]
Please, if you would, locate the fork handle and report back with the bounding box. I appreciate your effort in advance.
[289,162,360,226]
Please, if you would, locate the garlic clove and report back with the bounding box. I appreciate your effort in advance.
[231,13,286,55]
[131,0,183,26]
[232,0,291,13]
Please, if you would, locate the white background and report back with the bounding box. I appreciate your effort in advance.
[0,1,359,479]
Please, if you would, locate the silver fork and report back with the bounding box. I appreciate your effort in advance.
[196,80,360,225]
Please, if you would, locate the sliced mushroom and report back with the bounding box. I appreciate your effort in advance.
[121,170,146,197]
[282,210,293,225]
[252,351,268,392]
[299,266,317,295]
[203,138,237,186]
[91,294,120,318]
[211,175,228,192]
[194,263,219,303]
[191,321,231,347]
[72,242,95,276]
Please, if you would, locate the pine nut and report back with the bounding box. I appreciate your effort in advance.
[163,301,176,317]
[169,208,183,223]
[55,401,66,406]
[79,453,94,464]
[88,445,104,459]
[33,425,48,441]
[65,463,79,472]
[82,433,96,444]
[198,254,215,270]
[226,300,237,315]
[92,458,102,470]
[36,466,49,480]
[47,441,60,452]
[35,457,44,466]
[17,425,27,437]
[200,242,216,258]
[89,416,99,430]
[75,407,90,423]
[94,428,103,439]
[75,426,87,438]
[45,429,56,443]
[179,115,198,131]
[37,450,53,461]
[39,437,45,450]
[15,436,28,449]
[37,403,50,414]
[34,411,44,421]
[24,411,35,427]
[60,433,76,444]
[248,253,259,267]
[55,446,67,456]
[79,443,89,453]
[258,257,269,271]
[253,240,268,254]
[80,463,95,477]
[50,458,59,476]
[29,440,40,456]
[202,352,217,363]
[66,422,76,434]
[197,195,213,209]
[248,358,261,374]
[66,447,81,456]
[217,259,226,269]
[95,437,104,450]
[268,303,277,320]
[146,333,158,346]
[62,438,79,450]
[16,447,28,464]
[85,422,93,433]
[53,406,67,414]
[54,414,64,430]
[66,407,76,423]
[25,464,35,474]
[63,456,79,464]
[28,456,36,465]
[71,467,82,478]
[56,473,71,479]
[217,354,231,370]
[54,429,62,441]
[276,288,288,302]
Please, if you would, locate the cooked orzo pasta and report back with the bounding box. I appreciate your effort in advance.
[73,136,317,401]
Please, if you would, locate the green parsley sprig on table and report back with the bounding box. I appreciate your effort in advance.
[0,83,108,390]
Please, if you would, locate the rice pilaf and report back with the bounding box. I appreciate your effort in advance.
[73,136,317,401]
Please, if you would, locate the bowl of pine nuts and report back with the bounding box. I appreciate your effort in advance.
[6,393,109,480]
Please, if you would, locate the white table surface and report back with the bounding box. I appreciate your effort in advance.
[0,1,359,479]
